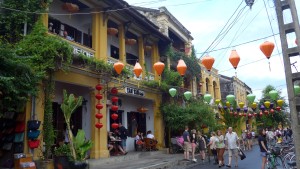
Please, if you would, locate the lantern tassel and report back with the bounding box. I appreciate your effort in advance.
[268,61,271,72]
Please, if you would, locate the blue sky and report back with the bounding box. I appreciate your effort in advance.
[126,0,300,103]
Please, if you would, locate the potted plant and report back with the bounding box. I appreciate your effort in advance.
[60,90,93,169]
[54,144,71,169]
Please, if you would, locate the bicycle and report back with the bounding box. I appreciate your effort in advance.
[266,151,278,169]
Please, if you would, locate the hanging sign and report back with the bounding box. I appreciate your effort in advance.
[125,87,145,97]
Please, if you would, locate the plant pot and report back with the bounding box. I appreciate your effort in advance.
[54,156,70,169]
[35,159,54,169]
[69,161,88,169]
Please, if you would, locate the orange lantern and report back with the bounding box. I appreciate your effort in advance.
[229,50,240,69]
[62,3,79,13]
[201,56,215,71]
[177,59,187,76]
[153,61,165,76]
[126,39,137,45]
[133,62,143,77]
[107,28,118,36]
[113,61,124,75]
[260,41,274,59]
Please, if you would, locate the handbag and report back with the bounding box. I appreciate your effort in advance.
[14,133,24,143]
[28,139,40,149]
[15,122,25,133]
[238,148,246,160]
[14,143,24,153]
[28,130,40,139]
[27,120,41,130]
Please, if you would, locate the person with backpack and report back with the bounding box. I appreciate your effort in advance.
[197,131,207,164]
[118,123,128,154]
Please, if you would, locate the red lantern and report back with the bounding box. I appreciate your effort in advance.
[113,61,124,75]
[111,96,118,103]
[95,113,103,119]
[248,113,252,118]
[107,28,118,36]
[153,61,165,76]
[111,87,118,95]
[111,105,118,111]
[95,122,103,129]
[234,112,237,116]
[133,62,143,77]
[270,109,275,114]
[243,113,247,117]
[259,111,263,116]
[95,84,102,91]
[96,104,103,110]
[177,59,187,76]
[95,94,103,100]
[229,112,233,116]
[260,41,275,59]
[111,113,118,120]
[239,113,243,117]
[201,56,215,71]
[264,110,269,115]
[111,123,119,129]
[276,106,281,111]
[229,50,240,69]
[253,113,257,117]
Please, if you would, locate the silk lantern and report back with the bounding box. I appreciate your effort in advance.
[215,99,220,105]
[111,105,118,111]
[246,94,256,104]
[153,61,165,76]
[239,102,244,108]
[277,100,284,107]
[111,123,119,129]
[113,61,124,75]
[96,104,103,110]
[111,113,118,120]
[111,87,118,95]
[226,101,231,107]
[177,59,187,76]
[95,113,103,119]
[184,91,192,101]
[133,62,143,77]
[95,122,103,129]
[269,90,278,100]
[226,95,235,105]
[95,94,103,100]
[260,105,265,111]
[276,106,281,111]
[111,96,118,103]
[229,50,240,69]
[201,55,215,71]
[204,94,212,103]
[264,101,270,109]
[169,88,177,97]
[252,102,257,110]
[95,84,102,91]
[260,41,275,59]
[270,109,275,114]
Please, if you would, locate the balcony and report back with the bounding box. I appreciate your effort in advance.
[107,57,155,81]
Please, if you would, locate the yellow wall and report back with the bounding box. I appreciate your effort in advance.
[200,65,221,100]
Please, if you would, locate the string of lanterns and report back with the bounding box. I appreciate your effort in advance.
[95,84,104,129]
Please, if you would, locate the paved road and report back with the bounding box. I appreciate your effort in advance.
[188,145,285,169]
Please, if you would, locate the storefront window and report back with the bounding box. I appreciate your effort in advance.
[127,112,146,137]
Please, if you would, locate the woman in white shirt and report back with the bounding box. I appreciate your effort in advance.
[207,132,219,164]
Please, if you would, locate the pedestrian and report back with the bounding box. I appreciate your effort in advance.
[216,130,225,168]
[241,130,247,150]
[190,129,197,162]
[225,127,239,168]
[258,128,268,169]
[118,123,128,154]
[197,131,206,164]
[183,126,191,161]
[207,131,218,165]
[247,130,252,150]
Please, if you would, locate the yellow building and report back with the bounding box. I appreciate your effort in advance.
[24,0,175,159]
[219,75,254,132]
[199,66,222,100]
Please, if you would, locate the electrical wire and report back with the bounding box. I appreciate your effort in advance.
[199,0,245,59]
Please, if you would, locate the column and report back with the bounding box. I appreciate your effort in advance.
[152,44,159,80]
[138,36,145,77]
[118,24,126,63]
[99,13,108,61]
[153,95,164,148]
[41,13,48,28]
[92,13,101,59]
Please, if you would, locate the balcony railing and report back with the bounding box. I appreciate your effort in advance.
[48,32,95,58]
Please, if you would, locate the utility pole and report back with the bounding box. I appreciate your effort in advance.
[274,0,300,168]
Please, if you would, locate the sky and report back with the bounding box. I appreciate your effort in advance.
[126,0,300,103]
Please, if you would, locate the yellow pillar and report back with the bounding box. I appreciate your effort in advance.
[41,13,48,28]
[138,36,145,77]
[152,44,159,80]
[154,95,164,148]
[99,13,107,61]
[24,100,32,155]
[92,13,101,59]
[119,24,126,63]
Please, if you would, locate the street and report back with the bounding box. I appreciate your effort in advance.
[189,145,284,169]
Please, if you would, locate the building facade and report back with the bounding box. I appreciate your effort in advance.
[24,0,175,159]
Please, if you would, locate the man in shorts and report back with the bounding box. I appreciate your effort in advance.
[225,127,239,168]
[183,126,191,161]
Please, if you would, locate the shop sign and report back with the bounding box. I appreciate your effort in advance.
[125,87,145,97]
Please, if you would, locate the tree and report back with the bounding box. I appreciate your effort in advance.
[256,85,289,128]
